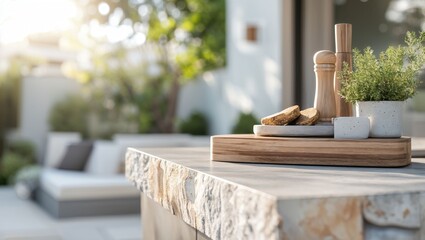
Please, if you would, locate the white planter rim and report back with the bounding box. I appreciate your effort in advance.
[356,101,404,103]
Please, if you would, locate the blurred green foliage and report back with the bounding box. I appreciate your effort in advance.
[5,140,36,161]
[232,112,259,134]
[0,57,35,184]
[0,59,21,130]
[49,95,89,138]
[49,91,141,139]
[0,56,39,156]
[179,111,209,135]
[69,0,226,133]
[76,0,226,80]
[0,140,36,185]
[0,58,23,158]
[0,152,31,185]
[63,46,174,135]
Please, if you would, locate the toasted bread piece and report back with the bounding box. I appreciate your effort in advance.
[261,105,300,125]
[294,108,320,125]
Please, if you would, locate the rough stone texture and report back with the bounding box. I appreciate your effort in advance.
[363,193,421,240]
[364,223,419,240]
[278,197,363,240]
[126,149,280,240]
[126,147,425,240]
[363,193,421,228]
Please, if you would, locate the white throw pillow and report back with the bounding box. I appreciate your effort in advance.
[85,140,121,175]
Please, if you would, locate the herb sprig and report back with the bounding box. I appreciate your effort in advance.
[340,31,425,103]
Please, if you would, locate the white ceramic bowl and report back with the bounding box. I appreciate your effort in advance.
[333,117,370,139]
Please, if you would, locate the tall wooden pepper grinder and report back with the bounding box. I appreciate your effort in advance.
[314,50,336,122]
[334,23,353,117]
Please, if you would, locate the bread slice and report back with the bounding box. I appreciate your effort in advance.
[294,108,320,125]
[261,105,300,125]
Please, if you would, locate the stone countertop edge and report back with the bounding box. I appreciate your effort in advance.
[125,147,425,240]
[125,147,281,240]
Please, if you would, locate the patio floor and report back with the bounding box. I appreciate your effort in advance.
[0,187,141,240]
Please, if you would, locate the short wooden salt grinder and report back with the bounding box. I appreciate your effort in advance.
[334,23,353,117]
[314,50,337,122]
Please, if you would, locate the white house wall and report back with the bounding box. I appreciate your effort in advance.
[177,69,232,134]
[226,0,283,120]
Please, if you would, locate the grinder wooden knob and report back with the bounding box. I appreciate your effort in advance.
[314,50,337,122]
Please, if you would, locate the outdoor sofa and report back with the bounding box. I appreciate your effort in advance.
[37,132,209,218]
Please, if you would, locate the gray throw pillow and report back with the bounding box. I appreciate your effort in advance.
[57,141,93,171]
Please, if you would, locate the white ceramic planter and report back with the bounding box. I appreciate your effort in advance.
[333,117,370,139]
[356,101,403,138]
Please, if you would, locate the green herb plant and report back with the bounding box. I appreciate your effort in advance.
[340,31,425,103]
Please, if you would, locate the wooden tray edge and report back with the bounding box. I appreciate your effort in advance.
[210,134,411,167]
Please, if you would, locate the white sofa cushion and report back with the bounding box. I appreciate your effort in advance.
[40,168,138,201]
[113,134,192,158]
[44,132,81,168]
[85,140,121,175]
[113,133,192,148]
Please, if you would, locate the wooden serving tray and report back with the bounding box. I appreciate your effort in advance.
[211,134,411,167]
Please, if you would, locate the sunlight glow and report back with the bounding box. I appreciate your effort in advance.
[0,0,77,44]
[98,2,110,16]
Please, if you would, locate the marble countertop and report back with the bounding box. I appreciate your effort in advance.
[126,145,425,240]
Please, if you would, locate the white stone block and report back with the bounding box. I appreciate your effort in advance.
[333,117,370,139]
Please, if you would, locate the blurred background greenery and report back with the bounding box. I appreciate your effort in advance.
[62,0,226,137]
[0,0,226,185]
